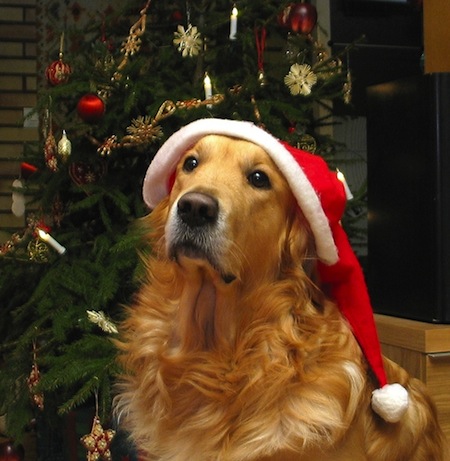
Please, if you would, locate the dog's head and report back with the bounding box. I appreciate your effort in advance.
[154,134,313,289]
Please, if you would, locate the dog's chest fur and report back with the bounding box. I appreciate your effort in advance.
[118,277,368,461]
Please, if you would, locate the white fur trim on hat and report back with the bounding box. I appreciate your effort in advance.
[143,118,338,265]
[371,383,409,423]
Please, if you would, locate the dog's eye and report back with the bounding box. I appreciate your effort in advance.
[183,156,199,172]
[248,170,271,189]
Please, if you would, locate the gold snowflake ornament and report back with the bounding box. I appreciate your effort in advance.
[284,63,317,96]
[173,24,202,58]
[126,115,163,144]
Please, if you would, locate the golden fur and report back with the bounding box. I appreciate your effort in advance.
[116,135,447,460]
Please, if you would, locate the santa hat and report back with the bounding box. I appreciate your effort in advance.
[142,118,409,423]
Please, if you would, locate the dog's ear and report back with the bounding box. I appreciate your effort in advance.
[281,210,316,277]
[280,210,327,308]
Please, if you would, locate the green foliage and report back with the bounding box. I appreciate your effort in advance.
[0,0,363,446]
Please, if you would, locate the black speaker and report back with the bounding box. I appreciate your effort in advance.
[367,73,450,323]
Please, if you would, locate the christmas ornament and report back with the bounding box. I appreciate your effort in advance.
[77,94,105,124]
[288,2,318,35]
[255,27,268,86]
[97,135,118,157]
[173,24,202,58]
[45,33,71,85]
[69,161,107,187]
[57,130,72,160]
[44,130,58,172]
[80,415,115,461]
[45,34,71,85]
[11,179,25,217]
[45,58,71,86]
[343,54,352,104]
[284,63,317,96]
[297,133,317,153]
[26,341,44,411]
[343,69,352,104]
[87,310,118,334]
[114,0,151,81]
[125,116,163,145]
[0,440,24,461]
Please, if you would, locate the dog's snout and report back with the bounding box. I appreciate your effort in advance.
[177,192,219,227]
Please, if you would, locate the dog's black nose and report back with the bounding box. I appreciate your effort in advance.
[177,192,219,227]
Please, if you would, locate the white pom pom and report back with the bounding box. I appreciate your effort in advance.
[371,383,409,423]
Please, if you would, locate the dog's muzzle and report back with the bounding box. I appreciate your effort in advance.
[166,192,236,284]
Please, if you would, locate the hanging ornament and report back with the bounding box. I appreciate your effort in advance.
[69,161,107,187]
[125,116,163,145]
[255,27,268,86]
[43,107,58,171]
[80,416,115,461]
[114,0,152,81]
[297,133,317,153]
[173,24,202,58]
[11,179,25,217]
[45,33,72,85]
[288,2,318,35]
[44,130,58,172]
[343,53,352,105]
[284,63,317,96]
[57,130,72,161]
[77,94,105,124]
[26,341,44,411]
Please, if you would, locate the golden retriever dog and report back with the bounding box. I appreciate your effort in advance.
[116,124,447,460]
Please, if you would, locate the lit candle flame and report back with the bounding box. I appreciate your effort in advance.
[38,229,67,255]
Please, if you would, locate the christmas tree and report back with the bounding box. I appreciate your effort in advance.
[0,0,362,458]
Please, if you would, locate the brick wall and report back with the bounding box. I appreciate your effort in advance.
[0,0,38,243]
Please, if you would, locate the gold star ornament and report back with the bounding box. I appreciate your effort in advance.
[80,416,115,461]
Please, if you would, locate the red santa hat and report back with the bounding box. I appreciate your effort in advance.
[142,118,409,423]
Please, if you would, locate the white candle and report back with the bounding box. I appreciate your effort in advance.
[337,169,354,201]
[38,229,67,255]
[229,6,238,40]
[204,72,212,100]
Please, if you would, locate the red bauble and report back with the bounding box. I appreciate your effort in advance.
[288,2,318,35]
[45,58,71,85]
[77,93,105,123]
[0,440,24,461]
